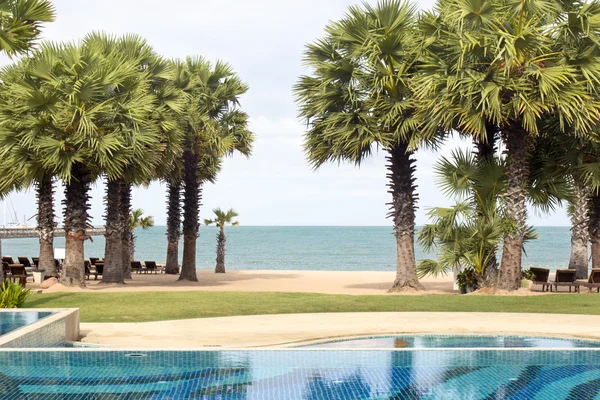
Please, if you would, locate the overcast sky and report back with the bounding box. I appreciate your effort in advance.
[2,0,571,226]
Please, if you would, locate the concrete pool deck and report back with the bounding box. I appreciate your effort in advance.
[80,312,600,349]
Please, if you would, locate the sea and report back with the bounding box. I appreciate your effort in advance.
[0,226,573,271]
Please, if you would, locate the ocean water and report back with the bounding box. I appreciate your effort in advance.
[0,226,573,271]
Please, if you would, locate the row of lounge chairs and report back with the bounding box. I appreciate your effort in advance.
[2,256,164,283]
[530,267,600,293]
[85,260,164,280]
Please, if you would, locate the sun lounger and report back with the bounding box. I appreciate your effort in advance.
[8,265,27,286]
[576,269,600,293]
[84,260,98,280]
[144,261,159,274]
[94,263,104,277]
[529,267,551,292]
[17,257,31,268]
[2,256,14,265]
[89,257,99,266]
[1,262,11,281]
[552,269,578,292]
[32,257,39,267]
[131,261,143,274]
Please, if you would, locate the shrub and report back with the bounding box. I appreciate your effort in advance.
[0,280,30,308]
[521,269,535,281]
[456,267,478,291]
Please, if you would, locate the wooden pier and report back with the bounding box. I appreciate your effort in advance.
[0,227,106,239]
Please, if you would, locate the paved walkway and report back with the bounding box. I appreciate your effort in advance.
[80,312,600,349]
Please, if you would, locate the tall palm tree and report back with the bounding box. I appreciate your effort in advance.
[129,208,154,261]
[170,58,252,282]
[415,0,600,290]
[0,0,54,283]
[204,208,239,273]
[295,0,428,291]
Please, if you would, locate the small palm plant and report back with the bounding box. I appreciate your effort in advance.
[129,209,154,261]
[204,208,239,273]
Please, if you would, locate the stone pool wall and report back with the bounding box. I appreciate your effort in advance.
[0,309,79,348]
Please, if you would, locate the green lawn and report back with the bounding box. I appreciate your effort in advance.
[23,291,600,323]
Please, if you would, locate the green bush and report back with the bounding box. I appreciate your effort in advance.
[521,269,536,281]
[0,280,30,308]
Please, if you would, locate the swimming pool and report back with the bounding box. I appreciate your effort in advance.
[0,311,53,336]
[300,335,600,349]
[1,349,600,399]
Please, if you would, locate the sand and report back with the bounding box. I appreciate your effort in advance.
[35,270,456,295]
[30,269,567,295]
[80,312,600,348]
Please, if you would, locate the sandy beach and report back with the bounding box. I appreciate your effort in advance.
[30,269,554,295]
[31,269,456,295]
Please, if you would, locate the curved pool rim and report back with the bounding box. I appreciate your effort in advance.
[293,333,600,349]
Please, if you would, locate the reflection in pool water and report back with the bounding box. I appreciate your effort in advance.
[1,350,600,399]
[0,311,53,336]
[300,335,600,349]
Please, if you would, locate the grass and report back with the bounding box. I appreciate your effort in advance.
[23,291,600,323]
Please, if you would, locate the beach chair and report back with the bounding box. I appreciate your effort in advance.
[144,261,158,274]
[84,260,98,280]
[17,257,31,268]
[131,261,143,274]
[576,269,600,293]
[89,257,99,266]
[8,265,27,286]
[552,269,578,292]
[529,267,551,292]
[2,262,11,281]
[94,262,104,277]
[2,256,14,265]
[54,259,62,273]
[32,257,39,267]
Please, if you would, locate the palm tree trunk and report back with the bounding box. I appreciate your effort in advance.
[215,228,226,273]
[569,183,589,279]
[102,178,124,284]
[165,181,181,274]
[588,192,600,270]
[180,149,199,282]
[387,143,424,292]
[475,123,499,281]
[130,233,136,261]
[498,127,531,290]
[37,174,56,277]
[60,164,91,288]
[120,183,132,279]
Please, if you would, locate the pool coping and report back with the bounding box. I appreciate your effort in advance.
[0,308,79,347]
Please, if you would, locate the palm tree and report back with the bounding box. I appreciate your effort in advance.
[417,148,563,283]
[164,181,182,274]
[170,58,252,282]
[129,208,154,261]
[204,208,238,273]
[0,36,167,287]
[295,0,428,291]
[415,0,600,290]
[0,0,55,56]
[0,0,54,283]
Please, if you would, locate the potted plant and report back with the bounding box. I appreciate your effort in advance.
[456,267,478,294]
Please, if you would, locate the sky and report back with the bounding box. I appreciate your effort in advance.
[1,0,571,226]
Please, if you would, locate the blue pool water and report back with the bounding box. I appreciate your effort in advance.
[1,350,600,399]
[0,312,53,336]
[301,335,600,349]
